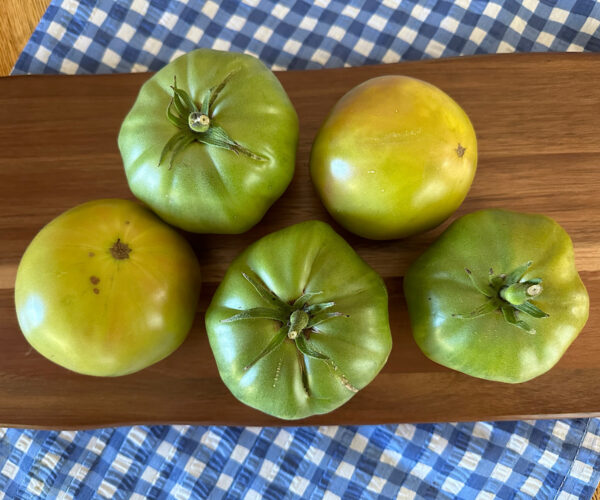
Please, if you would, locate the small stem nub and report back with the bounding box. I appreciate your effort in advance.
[188,112,210,133]
[288,309,309,339]
[110,238,131,260]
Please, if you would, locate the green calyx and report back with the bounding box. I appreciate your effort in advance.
[454,261,549,334]
[222,272,357,395]
[159,74,264,169]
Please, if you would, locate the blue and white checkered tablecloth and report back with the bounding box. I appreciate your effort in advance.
[5,1,600,499]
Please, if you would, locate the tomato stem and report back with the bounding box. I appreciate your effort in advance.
[455,262,548,332]
[110,238,131,260]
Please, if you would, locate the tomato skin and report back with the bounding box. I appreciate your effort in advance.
[205,220,392,420]
[14,199,201,376]
[404,209,589,383]
[310,75,477,240]
[118,49,299,234]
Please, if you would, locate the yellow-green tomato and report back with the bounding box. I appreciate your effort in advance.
[310,75,477,240]
[14,199,201,376]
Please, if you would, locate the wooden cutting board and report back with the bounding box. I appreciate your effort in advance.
[1,53,599,429]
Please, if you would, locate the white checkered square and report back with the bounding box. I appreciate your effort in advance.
[482,2,502,20]
[254,26,273,43]
[506,433,527,454]
[142,37,162,56]
[497,40,515,53]
[571,460,594,482]
[355,39,375,57]
[259,459,279,482]
[442,476,465,495]
[101,48,120,67]
[158,11,178,30]
[216,473,233,491]
[226,15,246,31]
[556,493,580,500]
[327,25,346,42]
[411,4,432,22]
[539,449,559,468]
[172,484,192,500]
[398,486,417,499]
[582,430,600,451]
[308,445,326,466]
[549,7,569,24]
[335,460,355,480]
[380,449,401,467]
[472,422,492,441]
[274,429,292,450]
[231,444,250,463]
[27,478,44,496]
[201,1,219,18]
[212,39,231,51]
[458,451,481,471]
[367,474,386,494]
[89,7,107,26]
[111,453,133,475]
[341,5,360,19]
[1,461,18,480]
[509,15,527,35]
[469,27,487,45]
[491,463,512,482]
[141,466,159,484]
[520,476,543,496]
[552,421,570,441]
[116,23,136,43]
[272,4,290,20]
[97,479,117,499]
[396,424,416,440]
[68,463,89,483]
[40,452,60,469]
[367,14,387,32]
[410,462,432,480]
[201,430,222,451]
[425,39,445,58]
[440,16,460,34]
[184,456,205,479]
[349,433,368,453]
[186,25,204,44]
[428,434,448,455]
[289,475,310,497]
[283,39,302,55]
[475,491,496,500]
[323,492,341,500]
[35,45,52,64]
[398,26,418,45]
[48,21,67,41]
[299,16,317,31]
[15,434,32,453]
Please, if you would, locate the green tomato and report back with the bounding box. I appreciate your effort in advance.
[404,209,589,383]
[310,75,477,240]
[205,220,392,419]
[118,49,299,234]
[14,199,201,376]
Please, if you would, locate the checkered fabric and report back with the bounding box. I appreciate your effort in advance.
[11,0,600,74]
[2,421,600,499]
[4,0,600,498]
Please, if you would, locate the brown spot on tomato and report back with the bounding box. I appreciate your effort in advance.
[125,220,130,224]
[89,252,95,257]
[90,276,100,285]
[456,143,466,158]
[93,288,100,294]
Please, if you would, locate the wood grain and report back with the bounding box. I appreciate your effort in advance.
[0,53,599,429]
[0,0,51,76]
